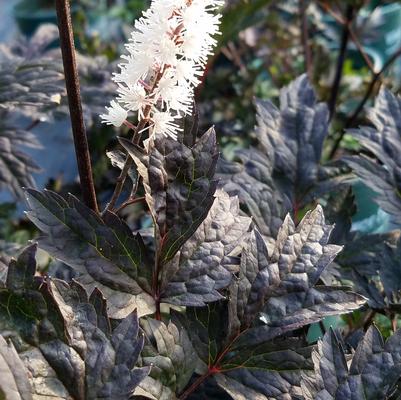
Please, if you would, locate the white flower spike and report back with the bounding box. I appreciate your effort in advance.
[101,0,224,140]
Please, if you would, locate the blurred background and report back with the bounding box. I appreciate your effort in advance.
[1,0,401,338]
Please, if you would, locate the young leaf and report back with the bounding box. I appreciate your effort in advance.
[302,326,401,399]
[345,88,401,225]
[160,190,251,306]
[120,127,219,264]
[0,335,32,400]
[107,149,138,185]
[25,189,154,318]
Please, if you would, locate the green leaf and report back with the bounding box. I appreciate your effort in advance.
[0,244,48,345]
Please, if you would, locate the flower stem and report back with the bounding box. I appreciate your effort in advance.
[55,0,98,213]
[104,69,165,213]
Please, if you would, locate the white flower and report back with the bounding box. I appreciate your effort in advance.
[151,110,182,140]
[117,84,148,116]
[175,59,203,87]
[153,35,179,67]
[113,53,154,86]
[100,101,128,127]
[100,0,223,139]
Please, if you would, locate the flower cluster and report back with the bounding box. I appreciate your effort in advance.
[100,0,223,140]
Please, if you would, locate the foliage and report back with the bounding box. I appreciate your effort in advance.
[3,0,401,399]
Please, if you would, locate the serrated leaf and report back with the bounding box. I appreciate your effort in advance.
[40,279,150,400]
[160,190,251,306]
[339,231,401,313]
[345,88,401,225]
[219,75,352,244]
[25,189,154,318]
[0,243,149,399]
[218,152,290,248]
[0,335,32,400]
[179,206,364,399]
[0,119,42,198]
[229,206,365,349]
[302,326,401,399]
[120,127,219,264]
[0,244,48,345]
[137,318,197,398]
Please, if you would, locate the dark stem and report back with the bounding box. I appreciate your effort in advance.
[178,371,212,400]
[24,119,40,131]
[362,309,376,331]
[300,0,313,79]
[346,45,401,128]
[55,0,98,213]
[329,45,401,159]
[328,4,354,120]
[115,196,146,213]
[319,1,378,78]
[155,298,161,321]
[319,320,326,335]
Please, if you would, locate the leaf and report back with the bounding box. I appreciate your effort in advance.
[160,190,251,306]
[229,206,365,349]
[0,58,63,110]
[25,189,154,318]
[40,279,150,400]
[302,326,401,399]
[120,127,219,264]
[0,243,149,400]
[107,149,138,185]
[339,231,401,313]
[218,152,291,248]
[219,75,352,243]
[0,119,42,198]
[0,244,48,345]
[0,335,32,400]
[179,206,365,399]
[345,88,401,225]
[136,318,197,398]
